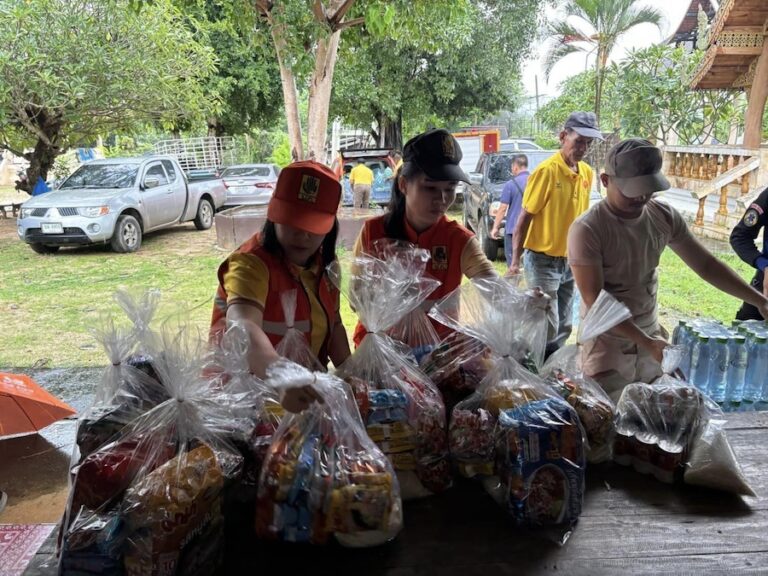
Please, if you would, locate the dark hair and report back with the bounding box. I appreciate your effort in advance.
[261,218,339,269]
[512,154,528,168]
[383,161,423,240]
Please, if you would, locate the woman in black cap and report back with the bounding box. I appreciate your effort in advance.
[351,128,497,347]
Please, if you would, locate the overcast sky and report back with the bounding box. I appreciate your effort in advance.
[521,1,695,99]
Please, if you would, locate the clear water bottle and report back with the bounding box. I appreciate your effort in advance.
[707,336,729,403]
[743,335,768,406]
[688,334,711,392]
[672,320,687,345]
[679,328,696,380]
[726,335,748,408]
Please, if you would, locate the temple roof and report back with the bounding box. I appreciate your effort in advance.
[667,0,717,46]
[690,0,768,89]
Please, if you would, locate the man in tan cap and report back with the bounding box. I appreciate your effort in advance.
[568,138,768,400]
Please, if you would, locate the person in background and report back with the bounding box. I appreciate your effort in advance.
[391,150,403,174]
[509,111,603,357]
[209,161,350,412]
[352,128,497,346]
[491,154,529,267]
[568,138,768,401]
[350,159,374,208]
[730,185,768,320]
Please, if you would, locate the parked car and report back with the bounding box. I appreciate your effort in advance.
[463,150,556,260]
[221,164,281,207]
[17,156,226,254]
[499,139,543,152]
[333,148,395,206]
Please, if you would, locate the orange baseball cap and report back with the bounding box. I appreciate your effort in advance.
[267,160,341,235]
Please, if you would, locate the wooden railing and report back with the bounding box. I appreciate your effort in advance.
[663,145,763,228]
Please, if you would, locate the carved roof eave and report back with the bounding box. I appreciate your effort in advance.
[708,0,737,41]
[690,44,718,89]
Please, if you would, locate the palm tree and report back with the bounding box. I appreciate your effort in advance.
[543,0,664,125]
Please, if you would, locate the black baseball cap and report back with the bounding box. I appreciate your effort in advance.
[402,129,470,183]
[604,138,670,198]
[564,111,604,140]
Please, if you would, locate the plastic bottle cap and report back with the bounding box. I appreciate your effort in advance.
[757,335,768,344]
[679,320,686,327]
[732,336,746,343]
[698,334,709,342]
[716,336,728,343]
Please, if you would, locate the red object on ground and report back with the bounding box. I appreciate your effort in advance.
[0,372,76,437]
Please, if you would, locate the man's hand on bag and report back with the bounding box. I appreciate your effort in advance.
[491,226,501,240]
[644,336,669,365]
[507,260,520,276]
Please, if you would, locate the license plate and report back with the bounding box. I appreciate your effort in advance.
[229,185,253,194]
[41,222,63,234]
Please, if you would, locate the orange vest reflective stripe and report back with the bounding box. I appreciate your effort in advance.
[352,214,471,346]
[209,233,338,367]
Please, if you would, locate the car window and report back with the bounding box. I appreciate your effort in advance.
[475,156,486,173]
[59,164,139,189]
[161,160,177,182]
[518,142,538,151]
[144,163,169,186]
[222,166,272,178]
[488,156,513,184]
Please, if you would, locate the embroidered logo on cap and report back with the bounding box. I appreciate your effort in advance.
[442,135,456,161]
[298,174,320,203]
[744,209,759,227]
[432,246,448,270]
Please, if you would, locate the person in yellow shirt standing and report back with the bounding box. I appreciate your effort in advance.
[349,159,374,208]
[509,111,602,357]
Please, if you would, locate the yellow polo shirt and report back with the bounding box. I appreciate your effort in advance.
[522,151,593,257]
[350,164,374,186]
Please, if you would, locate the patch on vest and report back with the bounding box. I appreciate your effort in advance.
[299,174,320,203]
[432,245,448,270]
[750,202,764,215]
[743,209,759,227]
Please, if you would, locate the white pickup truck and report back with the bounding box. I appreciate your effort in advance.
[17,156,226,254]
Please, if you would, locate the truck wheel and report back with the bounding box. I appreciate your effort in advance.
[193,198,214,230]
[110,214,142,253]
[477,217,498,261]
[29,243,59,255]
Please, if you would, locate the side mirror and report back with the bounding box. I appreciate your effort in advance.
[469,172,483,186]
[143,176,160,189]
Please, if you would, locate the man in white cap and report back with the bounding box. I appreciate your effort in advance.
[568,138,768,400]
[509,111,603,357]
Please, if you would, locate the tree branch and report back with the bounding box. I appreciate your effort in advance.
[334,16,365,32]
[329,0,357,29]
[312,0,326,23]
[12,105,56,147]
[0,142,29,159]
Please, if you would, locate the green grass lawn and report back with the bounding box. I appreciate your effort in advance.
[0,208,759,368]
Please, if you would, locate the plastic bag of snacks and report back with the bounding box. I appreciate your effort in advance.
[358,239,443,363]
[541,290,632,463]
[430,278,586,540]
[330,244,451,499]
[420,331,493,413]
[256,359,402,547]
[614,347,703,484]
[275,289,324,371]
[60,322,248,576]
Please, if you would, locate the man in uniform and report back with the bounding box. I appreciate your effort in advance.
[730,186,768,320]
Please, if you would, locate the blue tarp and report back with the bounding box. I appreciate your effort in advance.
[31,177,50,196]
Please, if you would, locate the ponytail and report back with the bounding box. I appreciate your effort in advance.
[383,161,422,241]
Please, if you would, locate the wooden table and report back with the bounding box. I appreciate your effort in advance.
[24,412,768,575]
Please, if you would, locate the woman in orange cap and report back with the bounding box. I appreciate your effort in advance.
[352,129,497,346]
[210,160,350,412]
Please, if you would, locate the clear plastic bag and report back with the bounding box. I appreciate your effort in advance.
[541,290,631,463]
[275,289,324,371]
[431,278,586,539]
[614,347,703,484]
[388,308,441,364]
[256,360,402,547]
[60,319,248,576]
[330,244,451,499]
[420,331,493,413]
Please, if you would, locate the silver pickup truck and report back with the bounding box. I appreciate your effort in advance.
[17,156,226,254]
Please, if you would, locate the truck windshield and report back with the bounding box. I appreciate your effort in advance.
[60,164,139,189]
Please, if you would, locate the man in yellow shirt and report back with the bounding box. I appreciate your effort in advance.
[509,111,602,357]
[349,159,374,208]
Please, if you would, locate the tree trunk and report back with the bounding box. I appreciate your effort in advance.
[594,48,608,126]
[14,107,62,195]
[268,17,304,161]
[19,138,59,195]
[379,112,403,150]
[743,38,768,149]
[307,30,342,162]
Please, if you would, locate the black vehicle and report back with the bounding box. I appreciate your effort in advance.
[463,150,555,260]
